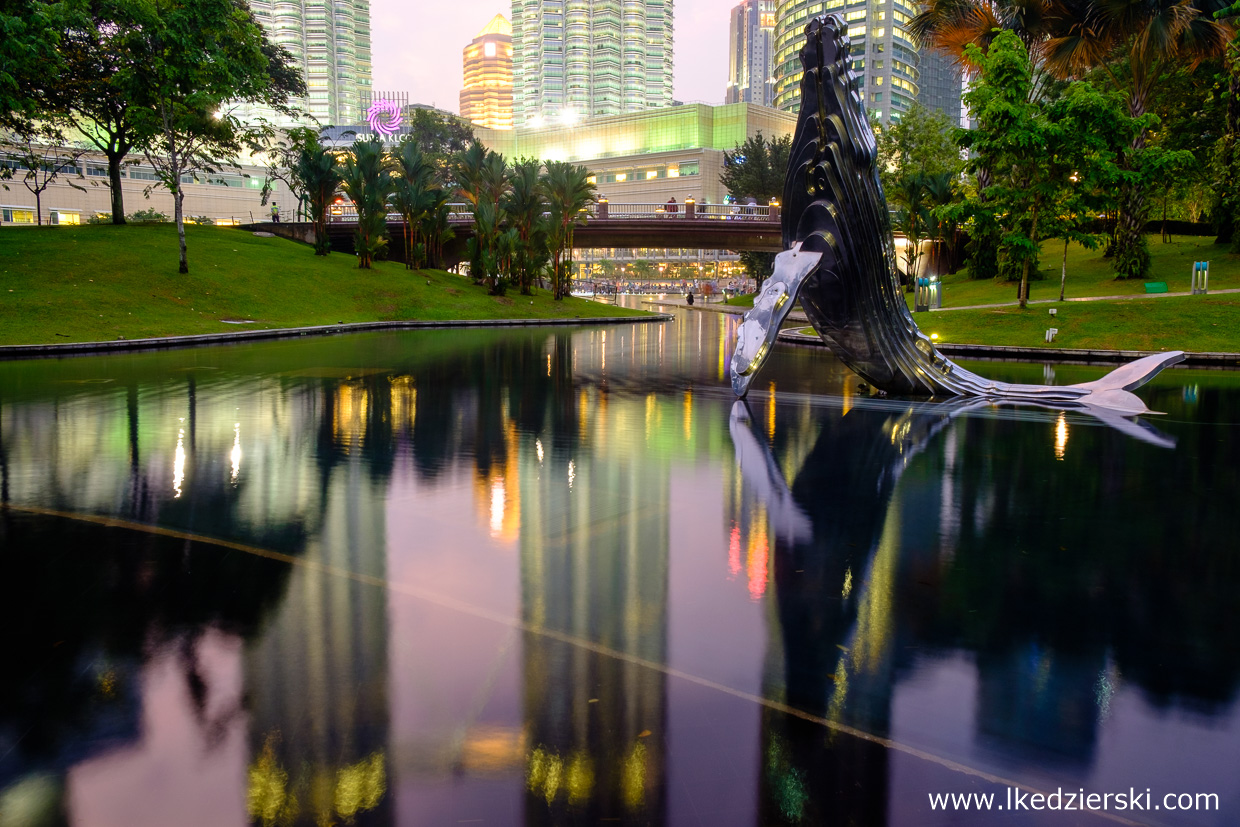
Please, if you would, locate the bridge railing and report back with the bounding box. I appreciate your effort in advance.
[326,201,778,223]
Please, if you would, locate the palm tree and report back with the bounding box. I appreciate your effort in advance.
[543,161,596,300]
[339,137,393,269]
[287,129,342,256]
[1039,0,1232,278]
[455,143,510,290]
[503,158,549,294]
[421,194,455,270]
[391,138,437,269]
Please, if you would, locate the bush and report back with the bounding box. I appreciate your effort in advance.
[86,212,112,224]
[127,208,170,223]
[185,216,215,225]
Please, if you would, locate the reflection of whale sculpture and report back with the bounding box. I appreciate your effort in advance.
[729,14,1182,416]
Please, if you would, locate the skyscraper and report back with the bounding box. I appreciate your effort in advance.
[916,47,963,126]
[772,0,920,124]
[246,0,373,126]
[461,14,515,130]
[726,0,775,107]
[511,0,674,128]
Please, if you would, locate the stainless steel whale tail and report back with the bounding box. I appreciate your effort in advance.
[728,13,1183,415]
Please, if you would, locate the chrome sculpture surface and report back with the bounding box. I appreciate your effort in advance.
[729,14,1182,416]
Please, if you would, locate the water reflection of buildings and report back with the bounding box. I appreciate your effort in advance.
[518,381,671,823]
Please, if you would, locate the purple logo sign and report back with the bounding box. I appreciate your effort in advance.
[366,99,403,137]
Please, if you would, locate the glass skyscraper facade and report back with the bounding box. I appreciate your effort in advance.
[726,0,775,107]
[511,0,674,128]
[246,0,373,126]
[772,0,920,123]
[916,47,963,126]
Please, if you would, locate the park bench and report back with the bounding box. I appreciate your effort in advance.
[1144,281,1168,294]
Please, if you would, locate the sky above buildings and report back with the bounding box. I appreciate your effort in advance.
[371,0,730,114]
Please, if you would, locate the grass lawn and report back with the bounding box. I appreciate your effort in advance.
[917,296,1240,352]
[933,235,1240,307]
[0,224,648,346]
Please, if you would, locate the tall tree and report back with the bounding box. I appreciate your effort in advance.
[391,137,436,269]
[720,132,790,291]
[1041,0,1232,277]
[543,160,595,301]
[874,103,964,197]
[502,157,549,295]
[0,0,66,131]
[124,0,304,273]
[339,137,393,269]
[720,131,791,203]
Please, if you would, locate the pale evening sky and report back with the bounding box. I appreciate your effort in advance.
[371,0,732,114]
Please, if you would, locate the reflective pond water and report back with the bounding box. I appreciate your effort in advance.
[1,303,1238,826]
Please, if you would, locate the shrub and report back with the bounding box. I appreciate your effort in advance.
[127,208,170,223]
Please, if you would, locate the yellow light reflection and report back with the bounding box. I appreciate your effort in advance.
[682,390,693,441]
[230,423,241,484]
[568,460,575,489]
[490,479,506,536]
[536,438,544,463]
[1055,412,1068,460]
[389,375,417,431]
[842,567,853,599]
[622,742,647,808]
[767,382,777,439]
[747,518,769,599]
[333,380,370,448]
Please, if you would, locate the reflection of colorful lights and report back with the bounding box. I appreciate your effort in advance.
[728,525,742,577]
[365,99,403,136]
[747,522,768,600]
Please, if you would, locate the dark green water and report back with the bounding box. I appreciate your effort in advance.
[1,306,1238,826]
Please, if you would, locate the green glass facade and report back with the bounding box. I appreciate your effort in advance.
[772,0,919,123]
[511,0,674,128]
[247,0,373,126]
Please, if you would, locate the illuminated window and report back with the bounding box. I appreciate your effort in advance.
[871,27,885,37]
[50,210,80,225]
[3,208,34,224]
[845,10,865,21]
[646,170,658,179]
[615,172,627,182]
[484,41,497,57]
[667,167,679,178]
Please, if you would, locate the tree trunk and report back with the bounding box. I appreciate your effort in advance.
[107,149,127,224]
[1019,204,1038,309]
[35,191,42,226]
[1059,238,1068,302]
[1113,93,1151,279]
[176,188,188,274]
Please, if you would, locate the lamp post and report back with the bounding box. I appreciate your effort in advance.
[685,195,696,220]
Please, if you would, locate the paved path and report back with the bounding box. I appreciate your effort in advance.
[931,287,1240,312]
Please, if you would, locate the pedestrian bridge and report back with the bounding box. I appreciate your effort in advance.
[250,202,785,265]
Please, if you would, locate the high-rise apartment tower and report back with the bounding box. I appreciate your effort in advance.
[772,0,920,123]
[726,0,775,106]
[511,0,674,128]
[246,0,373,126]
[461,15,515,130]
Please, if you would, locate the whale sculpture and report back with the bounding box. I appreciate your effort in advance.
[729,14,1182,416]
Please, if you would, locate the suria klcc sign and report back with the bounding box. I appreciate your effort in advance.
[366,99,403,137]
